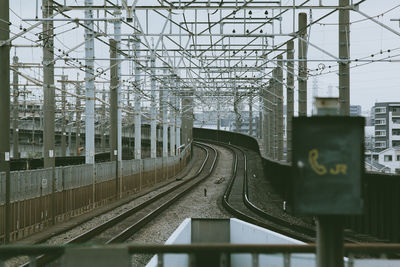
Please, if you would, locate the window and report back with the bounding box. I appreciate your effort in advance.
[393,118,400,124]
[393,141,400,147]
[375,119,386,125]
[375,130,386,137]
[396,169,400,174]
[373,155,379,161]
[384,155,393,162]
[375,107,386,114]
[397,155,400,161]
[374,141,386,149]
[393,129,400,136]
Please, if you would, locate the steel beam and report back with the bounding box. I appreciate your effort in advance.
[298,13,308,117]
[339,0,350,116]
[286,41,294,163]
[12,56,19,159]
[134,37,142,159]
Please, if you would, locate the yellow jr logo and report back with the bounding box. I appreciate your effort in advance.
[308,149,348,176]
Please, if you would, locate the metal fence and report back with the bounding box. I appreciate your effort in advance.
[0,145,191,242]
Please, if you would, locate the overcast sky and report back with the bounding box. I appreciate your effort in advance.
[9,0,400,116]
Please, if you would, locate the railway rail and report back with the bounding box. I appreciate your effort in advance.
[21,142,218,267]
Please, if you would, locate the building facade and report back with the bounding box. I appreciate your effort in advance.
[373,102,400,151]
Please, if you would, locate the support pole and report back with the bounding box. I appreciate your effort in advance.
[277,55,284,161]
[298,12,308,117]
[75,83,81,156]
[271,71,277,160]
[114,12,122,161]
[162,64,169,158]
[150,54,157,158]
[169,76,176,156]
[175,78,181,155]
[339,0,350,116]
[42,0,56,226]
[12,56,19,159]
[110,39,119,196]
[249,95,253,136]
[100,88,106,151]
[134,36,141,160]
[84,0,95,164]
[60,75,67,157]
[234,78,241,133]
[0,0,10,244]
[42,0,55,168]
[182,91,194,148]
[262,86,270,157]
[286,41,294,162]
[317,217,344,267]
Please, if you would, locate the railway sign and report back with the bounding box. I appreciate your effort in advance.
[292,116,364,215]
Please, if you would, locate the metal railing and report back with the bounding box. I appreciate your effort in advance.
[0,243,399,267]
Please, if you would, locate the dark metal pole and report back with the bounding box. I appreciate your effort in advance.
[12,56,19,159]
[42,0,56,225]
[298,13,308,117]
[339,0,350,116]
[286,41,294,163]
[110,39,119,198]
[75,83,81,156]
[60,75,67,157]
[0,0,10,244]
[277,55,284,161]
[249,95,253,136]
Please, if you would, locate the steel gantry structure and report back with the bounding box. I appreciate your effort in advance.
[2,0,400,244]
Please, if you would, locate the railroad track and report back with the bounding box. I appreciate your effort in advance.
[22,142,218,267]
[219,142,316,243]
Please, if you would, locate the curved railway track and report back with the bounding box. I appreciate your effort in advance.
[22,142,218,267]
[219,142,316,243]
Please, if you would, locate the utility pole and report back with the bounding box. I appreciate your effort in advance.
[234,78,241,133]
[84,0,95,164]
[12,56,19,159]
[110,39,119,196]
[150,54,157,158]
[43,0,55,168]
[134,36,141,160]
[175,77,181,155]
[271,71,277,160]
[277,55,284,161]
[100,88,106,152]
[169,76,176,156]
[42,0,56,226]
[298,12,308,117]
[60,75,67,157]
[162,63,169,158]
[1,0,10,244]
[114,11,122,162]
[339,0,350,116]
[75,83,81,156]
[262,85,270,157]
[249,95,253,136]
[286,41,294,162]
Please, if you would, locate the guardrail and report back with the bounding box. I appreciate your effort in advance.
[0,145,191,242]
[1,243,399,267]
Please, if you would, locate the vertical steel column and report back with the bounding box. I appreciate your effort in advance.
[110,39,119,195]
[60,75,67,157]
[75,84,81,156]
[42,0,56,226]
[42,0,55,168]
[169,76,176,156]
[298,13,308,117]
[162,64,169,157]
[249,95,253,136]
[262,86,270,157]
[150,54,157,158]
[339,0,350,116]
[100,88,106,151]
[12,56,19,159]
[175,78,181,155]
[84,0,95,164]
[134,37,141,159]
[270,72,277,160]
[234,78,240,133]
[277,56,284,161]
[0,0,10,244]
[114,13,122,161]
[286,41,294,162]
